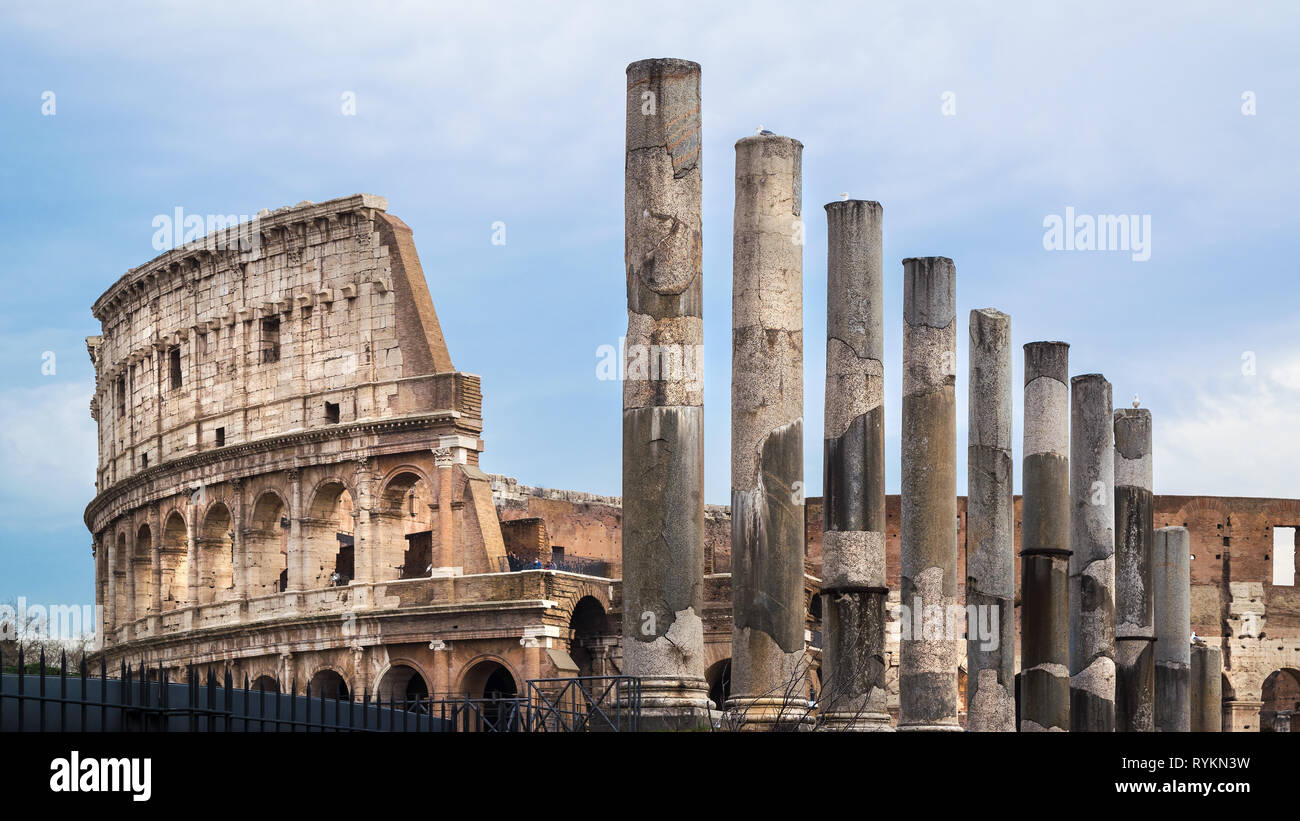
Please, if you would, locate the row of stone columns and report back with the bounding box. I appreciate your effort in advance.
[618,57,1220,732]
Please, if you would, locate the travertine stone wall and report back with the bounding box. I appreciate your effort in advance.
[87,195,504,645]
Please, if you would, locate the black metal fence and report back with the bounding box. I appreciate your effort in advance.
[1,648,640,733]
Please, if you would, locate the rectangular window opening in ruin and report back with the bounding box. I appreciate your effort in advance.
[168,346,182,390]
[1272,526,1297,586]
[325,401,340,424]
[215,427,225,447]
[116,376,126,416]
[141,453,148,469]
[261,317,281,364]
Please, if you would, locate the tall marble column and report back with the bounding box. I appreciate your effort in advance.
[1190,644,1222,732]
[1114,407,1155,732]
[621,58,710,727]
[1021,341,1071,732]
[1154,525,1191,731]
[819,199,890,731]
[899,256,960,732]
[1069,374,1116,731]
[729,133,807,730]
[966,308,1015,732]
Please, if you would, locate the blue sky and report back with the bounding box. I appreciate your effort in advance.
[2,1,1298,608]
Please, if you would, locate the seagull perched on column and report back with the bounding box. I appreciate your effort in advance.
[1132,393,1140,408]
[840,192,850,201]
[756,125,775,135]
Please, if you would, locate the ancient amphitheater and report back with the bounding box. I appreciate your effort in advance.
[84,190,1299,730]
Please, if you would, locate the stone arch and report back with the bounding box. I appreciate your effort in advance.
[459,655,521,730]
[160,509,188,611]
[198,502,234,604]
[305,478,355,589]
[246,489,288,596]
[306,667,351,700]
[376,468,435,581]
[568,595,611,677]
[249,674,279,693]
[375,661,431,709]
[458,654,521,699]
[706,658,732,710]
[133,522,153,617]
[1260,668,1300,732]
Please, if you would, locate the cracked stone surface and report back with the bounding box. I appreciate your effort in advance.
[1069,373,1116,731]
[1021,342,1071,732]
[899,257,959,731]
[1113,408,1155,731]
[966,308,1015,731]
[729,134,807,727]
[620,59,708,711]
[1154,526,1191,731]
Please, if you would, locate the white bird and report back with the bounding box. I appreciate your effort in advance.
[756,125,775,135]
[840,192,850,201]
[1132,393,1140,408]
[1192,632,1207,647]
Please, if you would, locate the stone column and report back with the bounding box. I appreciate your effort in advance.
[819,200,890,731]
[1154,525,1191,731]
[729,133,807,730]
[621,57,710,728]
[433,456,457,574]
[150,503,161,618]
[1190,644,1222,732]
[899,256,960,732]
[184,505,199,609]
[1069,374,1116,731]
[1021,341,1071,732]
[106,534,118,633]
[1114,407,1155,731]
[231,479,247,598]
[287,468,303,592]
[966,308,1015,732]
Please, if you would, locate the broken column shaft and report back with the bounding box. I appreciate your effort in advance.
[621,58,710,727]
[899,256,960,732]
[1190,644,1222,732]
[1154,525,1191,731]
[1021,341,1071,732]
[1069,374,1116,731]
[819,200,890,731]
[729,133,807,729]
[1114,407,1155,732]
[965,308,1015,732]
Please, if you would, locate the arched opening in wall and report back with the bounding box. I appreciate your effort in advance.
[160,511,188,611]
[250,675,279,693]
[198,503,234,605]
[461,660,519,730]
[379,471,435,581]
[133,523,153,618]
[306,481,354,589]
[377,664,430,711]
[705,659,732,710]
[1260,668,1300,732]
[307,669,350,701]
[568,596,609,677]
[247,491,288,596]
[113,532,128,625]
